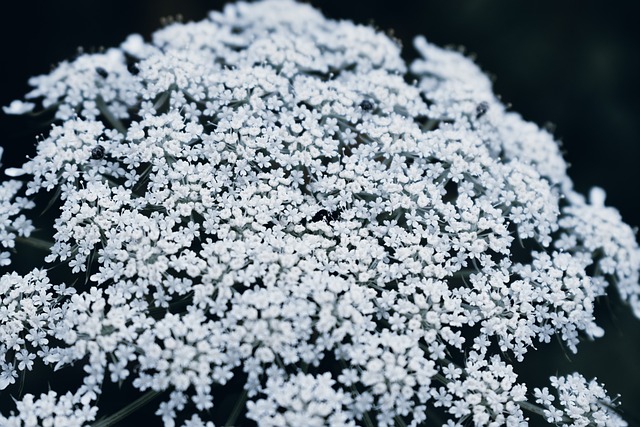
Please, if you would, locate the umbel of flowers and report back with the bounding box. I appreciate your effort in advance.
[1,0,639,425]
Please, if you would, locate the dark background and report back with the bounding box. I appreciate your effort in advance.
[1,1,639,425]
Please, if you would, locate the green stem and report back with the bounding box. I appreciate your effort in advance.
[225,389,248,427]
[17,367,26,398]
[153,89,172,111]
[362,411,375,427]
[96,96,127,134]
[15,236,54,251]
[517,400,571,423]
[92,390,160,427]
[517,400,546,418]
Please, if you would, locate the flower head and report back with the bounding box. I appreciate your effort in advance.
[1,0,638,425]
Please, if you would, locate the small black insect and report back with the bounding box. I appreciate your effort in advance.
[95,67,109,79]
[475,101,489,119]
[311,209,332,222]
[90,145,106,160]
[359,99,374,111]
[310,209,341,224]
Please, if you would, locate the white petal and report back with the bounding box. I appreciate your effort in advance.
[5,167,26,177]
[2,100,35,115]
[588,187,606,207]
[121,33,146,57]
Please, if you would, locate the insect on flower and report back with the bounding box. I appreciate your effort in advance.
[310,209,341,223]
[95,67,109,79]
[90,145,106,160]
[475,101,489,118]
[359,99,374,111]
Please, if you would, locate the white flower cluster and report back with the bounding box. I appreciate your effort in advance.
[534,373,626,426]
[0,390,98,427]
[247,371,357,427]
[558,188,640,318]
[1,0,638,425]
[1,270,62,389]
[0,148,35,266]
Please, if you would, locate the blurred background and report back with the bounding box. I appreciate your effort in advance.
[1,1,639,425]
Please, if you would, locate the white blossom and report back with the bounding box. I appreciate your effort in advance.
[534,373,627,427]
[0,178,35,265]
[1,0,638,425]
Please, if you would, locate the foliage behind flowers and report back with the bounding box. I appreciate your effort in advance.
[1,0,639,425]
